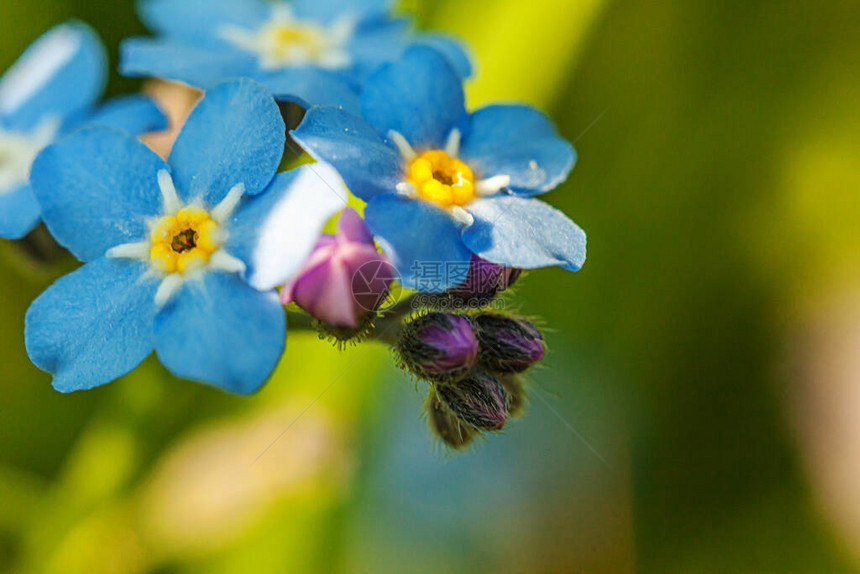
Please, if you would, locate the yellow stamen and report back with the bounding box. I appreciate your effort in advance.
[406,150,476,208]
[266,24,326,63]
[176,206,210,226]
[149,208,221,275]
[176,250,210,275]
[194,219,220,253]
[150,243,177,274]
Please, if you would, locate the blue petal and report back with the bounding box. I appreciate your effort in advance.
[25,257,158,393]
[347,22,472,84]
[364,194,472,292]
[291,106,402,202]
[78,95,168,135]
[226,163,348,290]
[360,46,466,150]
[31,126,167,262]
[0,22,106,132]
[154,271,285,395]
[259,68,360,112]
[138,0,270,46]
[169,79,284,206]
[462,196,586,271]
[412,34,473,79]
[347,18,410,77]
[0,184,41,240]
[120,38,255,88]
[293,0,395,22]
[460,105,575,196]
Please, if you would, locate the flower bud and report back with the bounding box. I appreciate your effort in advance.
[475,314,545,373]
[281,209,394,329]
[444,255,521,306]
[426,392,477,449]
[397,313,479,382]
[498,374,526,418]
[436,367,509,431]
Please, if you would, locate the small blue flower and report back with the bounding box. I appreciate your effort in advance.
[0,21,167,239]
[25,79,348,394]
[120,0,472,112]
[292,46,586,291]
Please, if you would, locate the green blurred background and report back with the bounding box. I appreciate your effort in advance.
[2,0,860,572]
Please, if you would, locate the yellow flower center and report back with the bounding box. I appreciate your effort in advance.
[268,24,326,61]
[149,206,220,274]
[407,150,476,208]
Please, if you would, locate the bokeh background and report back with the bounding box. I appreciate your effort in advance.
[2,0,860,572]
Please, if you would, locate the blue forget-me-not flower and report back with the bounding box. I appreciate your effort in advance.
[25,79,348,394]
[120,0,471,112]
[292,46,587,291]
[0,21,166,239]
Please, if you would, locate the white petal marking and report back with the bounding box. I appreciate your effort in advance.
[330,14,357,43]
[388,130,416,162]
[476,175,511,196]
[396,182,418,198]
[247,163,347,291]
[209,250,247,275]
[450,206,474,226]
[0,117,59,194]
[211,183,245,223]
[444,128,461,157]
[218,25,258,52]
[157,169,182,214]
[154,274,184,308]
[219,6,353,71]
[106,241,150,260]
[0,24,82,116]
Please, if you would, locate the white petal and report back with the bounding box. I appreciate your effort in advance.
[209,250,247,275]
[450,206,474,226]
[157,169,182,214]
[106,241,150,260]
[247,163,347,291]
[211,183,245,223]
[388,130,416,162]
[154,274,184,308]
[476,175,511,196]
[396,182,418,198]
[0,24,82,116]
[444,128,461,157]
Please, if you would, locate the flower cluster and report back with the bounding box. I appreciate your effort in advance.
[397,312,543,448]
[4,1,587,449]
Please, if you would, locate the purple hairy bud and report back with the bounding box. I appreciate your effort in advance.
[475,314,545,373]
[498,374,525,418]
[426,392,477,449]
[436,367,509,431]
[445,255,521,306]
[397,313,479,382]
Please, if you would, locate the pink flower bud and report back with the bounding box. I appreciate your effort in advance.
[281,209,394,328]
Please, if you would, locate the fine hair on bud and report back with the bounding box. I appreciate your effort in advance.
[396,312,479,383]
[436,367,509,431]
[313,312,377,349]
[498,373,526,418]
[426,392,477,449]
[475,314,546,373]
